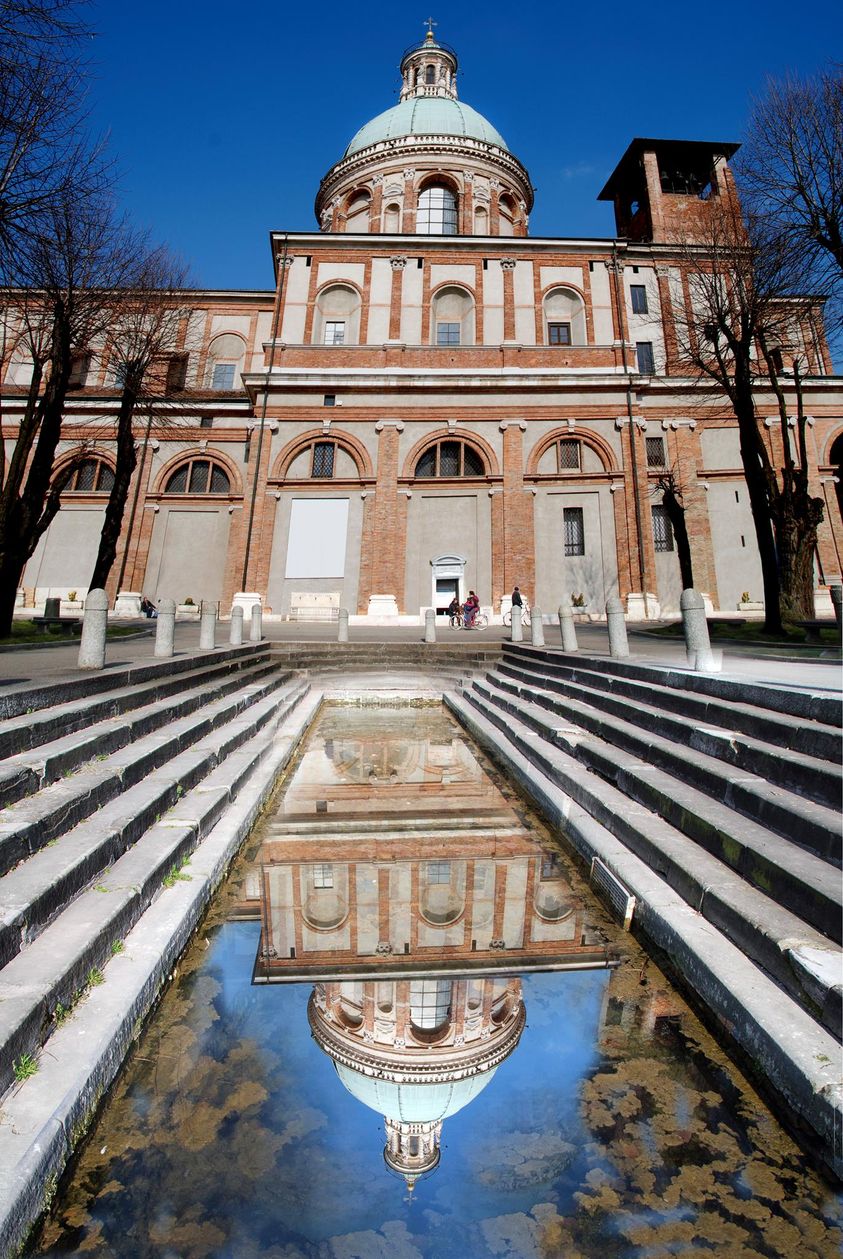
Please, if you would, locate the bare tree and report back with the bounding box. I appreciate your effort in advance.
[671,197,825,632]
[0,1,106,278]
[737,69,843,343]
[0,193,149,634]
[653,469,694,591]
[87,247,192,592]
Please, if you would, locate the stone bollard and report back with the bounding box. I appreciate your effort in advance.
[424,608,436,643]
[558,604,579,652]
[199,601,217,650]
[337,608,349,642]
[229,605,244,646]
[77,588,109,670]
[680,588,711,667]
[530,607,545,647]
[606,596,629,658]
[831,584,843,641]
[154,598,176,658]
[250,603,262,643]
[510,605,523,643]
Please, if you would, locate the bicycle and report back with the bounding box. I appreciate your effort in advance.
[503,604,530,627]
[448,609,463,628]
[462,610,488,630]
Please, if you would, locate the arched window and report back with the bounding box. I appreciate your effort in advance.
[425,65,436,85]
[65,458,115,493]
[313,284,361,346]
[431,285,474,346]
[499,193,516,237]
[417,184,458,235]
[345,190,371,233]
[164,458,231,495]
[206,333,246,391]
[830,433,843,525]
[543,287,587,346]
[410,978,451,1032]
[414,439,485,478]
[284,438,361,480]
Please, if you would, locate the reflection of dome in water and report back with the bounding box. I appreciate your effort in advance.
[335,1063,498,1123]
[309,977,525,1187]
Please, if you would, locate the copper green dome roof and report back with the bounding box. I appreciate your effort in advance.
[345,96,509,157]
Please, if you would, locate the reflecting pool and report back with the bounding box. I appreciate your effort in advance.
[32,705,842,1258]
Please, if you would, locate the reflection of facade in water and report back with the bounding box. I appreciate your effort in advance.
[309,974,525,1187]
[252,848,613,980]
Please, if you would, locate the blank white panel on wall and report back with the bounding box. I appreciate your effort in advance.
[285,498,349,578]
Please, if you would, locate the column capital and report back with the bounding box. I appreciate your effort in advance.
[499,420,527,432]
[390,256,408,271]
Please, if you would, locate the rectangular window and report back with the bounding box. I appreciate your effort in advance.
[113,361,130,387]
[548,322,572,345]
[312,863,333,889]
[630,284,648,314]
[563,506,585,556]
[212,362,236,390]
[311,442,335,478]
[323,393,336,407]
[652,504,675,552]
[426,861,451,884]
[636,341,655,374]
[558,439,581,470]
[436,321,461,345]
[646,436,666,467]
[323,321,345,345]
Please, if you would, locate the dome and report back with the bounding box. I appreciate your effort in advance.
[345,97,509,157]
[335,1061,498,1122]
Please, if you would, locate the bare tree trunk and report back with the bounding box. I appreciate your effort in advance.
[88,391,138,592]
[659,483,694,589]
[776,512,818,622]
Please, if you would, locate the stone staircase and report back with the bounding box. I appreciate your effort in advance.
[269,640,503,675]
[0,642,315,1103]
[448,642,842,1176]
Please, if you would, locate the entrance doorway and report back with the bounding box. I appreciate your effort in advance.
[435,576,459,615]
[430,554,466,617]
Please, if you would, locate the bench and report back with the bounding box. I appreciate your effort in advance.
[31,617,82,634]
[794,619,837,643]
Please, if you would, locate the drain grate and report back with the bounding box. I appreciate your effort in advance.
[590,857,636,930]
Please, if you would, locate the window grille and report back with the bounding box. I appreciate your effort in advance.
[646,437,666,467]
[414,440,485,478]
[66,458,115,493]
[559,439,581,470]
[653,504,675,552]
[311,442,335,478]
[165,458,231,495]
[564,506,585,556]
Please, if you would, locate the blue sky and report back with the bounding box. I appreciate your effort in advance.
[86,0,842,289]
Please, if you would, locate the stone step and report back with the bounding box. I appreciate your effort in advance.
[472,675,841,946]
[0,647,273,763]
[497,659,840,806]
[487,667,840,867]
[0,679,314,1100]
[0,674,309,971]
[0,642,269,721]
[0,656,283,812]
[497,651,842,764]
[501,643,842,727]
[0,660,290,882]
[447,688,842,1179]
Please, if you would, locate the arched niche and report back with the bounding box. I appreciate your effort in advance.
[312,283,362,346]
[542,286,588,346]
[431,284,475,346]
[273,428,373,481]
[527,427,617,477]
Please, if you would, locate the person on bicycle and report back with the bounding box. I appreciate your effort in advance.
[463,590,479,628]
[446,596,461,626]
